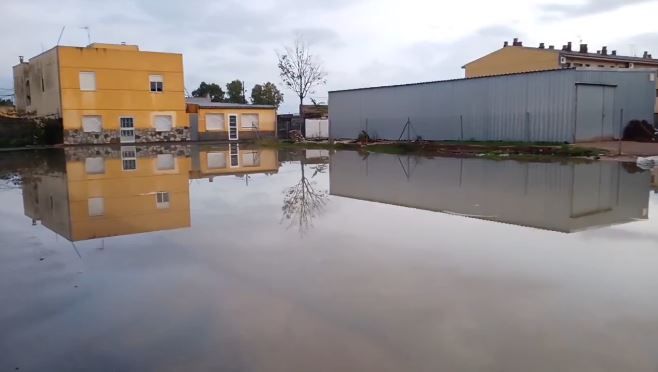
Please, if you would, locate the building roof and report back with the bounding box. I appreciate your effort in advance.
[463,42,658,68]
[186,97,276,109]
[329,67,656,94]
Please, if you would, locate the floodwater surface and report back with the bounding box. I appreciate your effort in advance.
[1,144,658,372]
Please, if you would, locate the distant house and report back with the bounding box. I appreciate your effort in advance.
[186,97,277,141]
[13,43,189,145]
[462,39,658,122]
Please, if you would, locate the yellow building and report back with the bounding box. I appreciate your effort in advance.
[186,97,277,141]
[23,147,192,241]
[13,43,188,145]
[463,39,658,119]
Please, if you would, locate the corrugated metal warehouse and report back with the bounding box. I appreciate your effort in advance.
[329,68,656,143]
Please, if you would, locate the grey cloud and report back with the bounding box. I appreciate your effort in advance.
[540,0,656,19]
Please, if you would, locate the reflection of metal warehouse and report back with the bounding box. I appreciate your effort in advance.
[329,151,650,233]
[329,69,655,143]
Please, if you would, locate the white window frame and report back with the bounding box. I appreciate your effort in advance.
[156,192,170,209]
[228,114,239,140]
[241,113,259,129]
[149,74,164,92]
[154,114,174,132]
[120,117,136,143]
[205,113,225,131]
[121,146,137,171]
[82,115,103,133]
[79,71,96,91]
[229,143,240,168]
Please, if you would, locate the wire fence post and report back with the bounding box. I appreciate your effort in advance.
[618,108,624,155]
[460,114,464,141]
[407,117,411,141]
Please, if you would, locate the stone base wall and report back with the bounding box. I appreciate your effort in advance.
[64,144,192,162]
[198,130,275,141]
[64,127,191,145]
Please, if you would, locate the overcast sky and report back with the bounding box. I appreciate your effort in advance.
[2,0,658,113]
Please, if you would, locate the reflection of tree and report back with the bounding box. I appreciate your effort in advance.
[0,172,22,191]
[282,161,329,235]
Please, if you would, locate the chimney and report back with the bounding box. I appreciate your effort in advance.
[548,45,555,50]
[567,42,572,51]
[649,54,653,59]
[602,46,608,55]
[504,41,508,47]
[120,41,126,45]
[579,44,588,53]
[643,51,649,58]
[611,50,617,56]
[513,38,518,46]
[19,56,24,63]
[539,42,545,49]
[596,50,601,54]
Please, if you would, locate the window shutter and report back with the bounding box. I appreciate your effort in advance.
[207,152,227,169]
[79,72,96,91]
[206,114,225,130]
[154,115,173,132]
[156,154,175,170]
[241,113,259,129]
[85,157,105,174]
[82,116,102,132]
[88,197,104,216]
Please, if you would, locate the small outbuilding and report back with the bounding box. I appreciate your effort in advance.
[186,97,277,141]
[329,68,656,143]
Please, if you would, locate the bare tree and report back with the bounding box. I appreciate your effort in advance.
[277,36,327,111]
[282,161,329,236]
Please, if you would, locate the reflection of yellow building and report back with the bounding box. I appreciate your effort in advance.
[13,43,188,145]
[186,97,277,141]
[24,149,192,241]
[23,145,280,241]
[190,144,279,180]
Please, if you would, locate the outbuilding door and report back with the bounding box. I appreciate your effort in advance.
[575,84,616,142]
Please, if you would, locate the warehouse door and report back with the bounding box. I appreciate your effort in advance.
[575,84,616,142]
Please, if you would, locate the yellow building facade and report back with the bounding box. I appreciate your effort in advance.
[186,97,277,141]
[462,40,658,117]
[13,43,188,145]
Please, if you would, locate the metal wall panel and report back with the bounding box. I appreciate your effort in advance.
[329,69,655,143]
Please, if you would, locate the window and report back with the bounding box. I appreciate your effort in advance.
[121,146,137,171]
[120,117,135,143]
[79,72,96,91]
[25,81,31,106]
[230,143,239,167]
[41,74,45,92]
[85,157,105,174]
[207,152,227,169]
[82,115,102,133]
[242,151,260,167]
[655,89,658,98]
[156,192,170,209]
[88,197,104,217]
[154,115,173,132]
[206,114,225,131]
[241,113,259,129]
[156,154,175,170]
[149,75,163,92]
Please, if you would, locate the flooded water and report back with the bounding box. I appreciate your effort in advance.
[1,144,658,372]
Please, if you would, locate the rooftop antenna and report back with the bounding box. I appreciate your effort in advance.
[80,26,91,45]
[56,26,66,45]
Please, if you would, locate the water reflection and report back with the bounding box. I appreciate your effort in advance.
[10,147,655,241]
[330,151,651,233]
[20,144,279,241]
